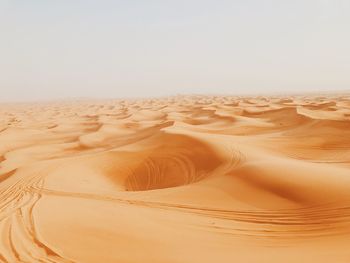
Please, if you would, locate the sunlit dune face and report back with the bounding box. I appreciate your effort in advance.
[1,95,350,263]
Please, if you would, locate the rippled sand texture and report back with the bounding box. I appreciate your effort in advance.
[1,95,350,263]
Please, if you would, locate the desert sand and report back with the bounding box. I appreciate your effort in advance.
[1,94,350,263]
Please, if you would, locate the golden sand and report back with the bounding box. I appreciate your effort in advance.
[1,95,350,262]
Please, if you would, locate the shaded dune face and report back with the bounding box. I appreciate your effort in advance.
[180,108,235,126]
[124,133,223,191]
[230,160,350,207]
[242,107,311,129]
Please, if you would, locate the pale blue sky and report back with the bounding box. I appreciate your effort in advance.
[1,0,349,101]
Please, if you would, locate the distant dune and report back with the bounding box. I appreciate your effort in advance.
[1,95,350,262]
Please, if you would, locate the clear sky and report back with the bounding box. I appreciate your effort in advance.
[1,0,349,101]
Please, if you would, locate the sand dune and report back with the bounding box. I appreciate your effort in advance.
[1,95,350,262]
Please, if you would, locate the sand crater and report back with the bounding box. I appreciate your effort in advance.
[124,133,223,191]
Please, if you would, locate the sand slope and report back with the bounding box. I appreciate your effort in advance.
[1,95,350,262]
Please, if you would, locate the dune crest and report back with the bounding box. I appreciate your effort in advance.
[1,95,350,263]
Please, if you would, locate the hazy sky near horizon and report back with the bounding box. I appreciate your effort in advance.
[1,0,350,101]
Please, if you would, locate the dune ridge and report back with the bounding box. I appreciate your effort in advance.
[1,95,350,262]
